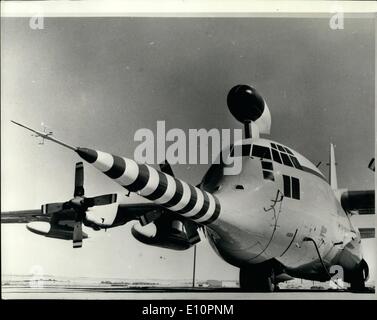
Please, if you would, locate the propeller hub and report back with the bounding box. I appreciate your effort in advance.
[70,197,85,210]
[41,162,118,248]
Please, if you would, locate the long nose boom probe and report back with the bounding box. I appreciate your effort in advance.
[11,120,77,151]
[11,120,221,226]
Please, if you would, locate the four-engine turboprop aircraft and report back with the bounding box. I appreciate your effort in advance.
[2,85,375,292]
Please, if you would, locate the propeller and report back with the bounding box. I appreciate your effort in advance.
[41,162,117,248]
[368,158,375,172]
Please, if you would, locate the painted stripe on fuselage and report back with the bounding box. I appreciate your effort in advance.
[117,158,139,185]
[146,171,168,200]
[190,191,210,220]
[139,166,160,196]
[164,179,184,207]
[95,151,114,172]
[177,185,197,214]
[127,164,150,191]
[104,155,125,179]
[201,196,221,225]
[182,189,204,218]
[154,174,176,204]
[77,149,221,224]
[195,192,216,223]
[169,181,191,211]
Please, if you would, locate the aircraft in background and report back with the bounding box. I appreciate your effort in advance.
[2,85,375,292]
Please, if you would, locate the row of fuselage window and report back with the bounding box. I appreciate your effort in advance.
[260,161,301,200]
[230,142,303,170]
[230,143,302,200]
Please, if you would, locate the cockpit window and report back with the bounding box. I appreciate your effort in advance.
[252,145,271,160]
[272,143,294,155]
[270,142,304,171]
[281,153,294,167]
[285,147,294,155]
[271,148,282,164]
[242,144,251,156]
[230,144,251,157]
[290,156,302,169]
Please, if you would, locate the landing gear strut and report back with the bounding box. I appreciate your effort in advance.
[239,264,277,292]
[349,260,369,292]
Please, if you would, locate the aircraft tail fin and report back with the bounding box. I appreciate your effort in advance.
[329,143,338,190]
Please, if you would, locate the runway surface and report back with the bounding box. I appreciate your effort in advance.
[2,285,375,300]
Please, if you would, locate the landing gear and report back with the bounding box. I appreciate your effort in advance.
[349,260,369,292]
[239,265,277,292]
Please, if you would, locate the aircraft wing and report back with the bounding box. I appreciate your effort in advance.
[1,203,201,248]
[1,203,167,227]
[1,209,49,223]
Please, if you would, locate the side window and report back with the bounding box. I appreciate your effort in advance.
[283,175,291,198]
[242,144,251,156]
[291,177,300,200]
[261,161,274,181]
[283,175,300,200]
[252,145,271,160]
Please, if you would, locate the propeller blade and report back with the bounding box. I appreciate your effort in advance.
[368,158,375,172]
[73,221,83,248]
[85,194,117,207]
[41,202,64,214]
[74,162,84,197]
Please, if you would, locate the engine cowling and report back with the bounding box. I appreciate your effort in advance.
[227,84,271,134]
[131,220,199,251]
[27,221,88,240]
[340,190,375,213]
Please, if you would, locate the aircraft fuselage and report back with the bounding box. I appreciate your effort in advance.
[204,138,363,280]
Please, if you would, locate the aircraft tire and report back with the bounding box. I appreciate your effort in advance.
[239,266,274,292]
[349,259,368,292]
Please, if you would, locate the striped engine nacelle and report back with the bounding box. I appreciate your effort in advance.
[75,148,221,226]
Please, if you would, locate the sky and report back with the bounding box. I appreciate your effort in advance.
[1,17,375,282]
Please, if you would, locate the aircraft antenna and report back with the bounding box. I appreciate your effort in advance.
[329,143,338,189]
[244,121,259,139]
